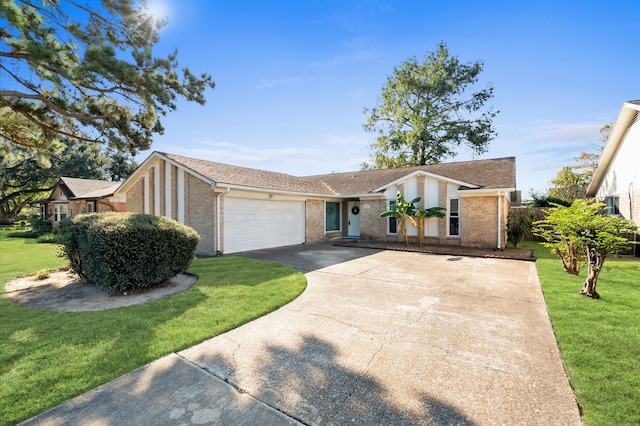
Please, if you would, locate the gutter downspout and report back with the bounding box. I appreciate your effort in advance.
[216,186,230,254]
[497,191,502,250]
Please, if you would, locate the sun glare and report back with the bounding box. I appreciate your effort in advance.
[146,0,170,22]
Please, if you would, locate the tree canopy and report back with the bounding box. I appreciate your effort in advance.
[0,0,214,157]
[363,42,498,169]
[548,166,590,203]
[534,199,638,298]
[0,142,137,223]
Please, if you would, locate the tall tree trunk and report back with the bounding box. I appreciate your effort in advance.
[580,245,603,299]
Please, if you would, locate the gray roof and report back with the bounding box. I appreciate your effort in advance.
[58,177,120,199]
[161,152,516,196]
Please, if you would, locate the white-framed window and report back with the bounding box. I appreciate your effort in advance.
[606,196,620,215]
[54,204,68,222]
[387,200,398,234]
[325,201,341,232]
[448,198,460,237]
[86,201,96,213]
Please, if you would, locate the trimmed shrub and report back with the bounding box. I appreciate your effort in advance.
[58,213,200,292]
[36,233,58,244]
[29,217,53,236]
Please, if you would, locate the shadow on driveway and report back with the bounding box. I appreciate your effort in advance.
[234,240,383,273]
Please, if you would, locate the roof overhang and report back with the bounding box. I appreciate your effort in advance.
[586,101,640,197]
[458,187,516,197]
[371,170,480,193]
[216,183,337,199]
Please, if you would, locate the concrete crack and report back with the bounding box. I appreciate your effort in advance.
[176,352,310,425]
[286,308,389,335]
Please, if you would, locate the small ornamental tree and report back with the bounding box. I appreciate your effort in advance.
[414,207,446,247]
[534,199,638,298]
[380,192,418,246]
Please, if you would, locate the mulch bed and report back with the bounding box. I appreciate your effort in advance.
[333,240,536,261]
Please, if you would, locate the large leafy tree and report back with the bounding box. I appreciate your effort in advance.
[572,123,609,179]
[363,42,498,168]
[548,166,590,203]
[0,142,136,223]
[534,199,638,299]
[0,0,214,157]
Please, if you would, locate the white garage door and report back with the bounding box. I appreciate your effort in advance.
[223,198,305,253]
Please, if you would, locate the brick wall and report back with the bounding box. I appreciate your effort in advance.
[124,164,216,253]
[305,199,325,242]
[126,178,144,213]
[184,174,216,253]
[460,195,507,248]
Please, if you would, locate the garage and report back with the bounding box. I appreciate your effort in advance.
[223,197,305,254]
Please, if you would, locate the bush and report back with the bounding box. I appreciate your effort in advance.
[507,210,536,247]
[36,233,58,244]
[58,213,200,292]
[29,217,53,236]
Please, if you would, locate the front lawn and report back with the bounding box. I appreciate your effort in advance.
[525,241,640,425]
[0,227,307,425]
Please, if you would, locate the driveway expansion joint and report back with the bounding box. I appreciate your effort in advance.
[176,352,308,425]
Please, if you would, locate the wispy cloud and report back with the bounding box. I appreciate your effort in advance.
[153,134,374,176]
[313,49,379,68]
[257,77,310,89]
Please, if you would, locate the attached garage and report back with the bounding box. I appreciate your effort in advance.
[223,197,305,253]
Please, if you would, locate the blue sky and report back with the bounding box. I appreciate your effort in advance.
[144,0,640,195]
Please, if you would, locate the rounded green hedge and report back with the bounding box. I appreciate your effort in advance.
[58,213,200,292]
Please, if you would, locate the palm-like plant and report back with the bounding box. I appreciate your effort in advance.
[380,192,420,246]
[414,207,446,247]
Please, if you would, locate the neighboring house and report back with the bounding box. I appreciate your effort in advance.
[586,100,640,255]
[115,152,516,254]
[41,177,125,222]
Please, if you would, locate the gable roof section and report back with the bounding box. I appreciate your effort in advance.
[57,177,120,199]
[586,100,640,197]
[302,157,516,195]
[119,151,516,197]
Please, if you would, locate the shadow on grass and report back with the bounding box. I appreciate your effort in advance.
[1,257,307,425]
[0,286,208,425]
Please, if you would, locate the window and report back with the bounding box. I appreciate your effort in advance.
[86,201,96,213]
[325,201,341,232]
[55,204,68,222]
[607,196,620,215]
[448,198,460,237]
[387,200,397,234]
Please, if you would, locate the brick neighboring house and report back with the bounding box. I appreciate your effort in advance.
[40,177,126,222]
[116,152,516,254]
[586,100,640,256]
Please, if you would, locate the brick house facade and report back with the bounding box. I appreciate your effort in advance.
[116,152,516,254]
[41,177,125,222]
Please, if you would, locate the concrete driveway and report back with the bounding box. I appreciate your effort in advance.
[23,243,582,425]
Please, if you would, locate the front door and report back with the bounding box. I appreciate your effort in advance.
[347,201,361,237]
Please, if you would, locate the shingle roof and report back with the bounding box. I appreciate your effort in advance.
[302,157,516,194]
[162,153,330,194]
[59,177,120,199]
[161,152,515,196]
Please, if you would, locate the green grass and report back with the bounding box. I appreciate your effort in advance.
[0,227,307,425]
[524,241,640,425]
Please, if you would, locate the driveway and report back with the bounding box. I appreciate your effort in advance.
[23,243,582,425]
